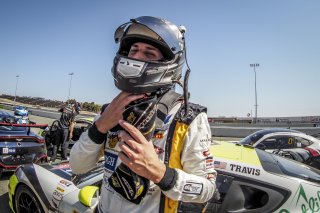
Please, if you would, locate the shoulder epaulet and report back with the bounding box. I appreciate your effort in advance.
[155,90,182,129]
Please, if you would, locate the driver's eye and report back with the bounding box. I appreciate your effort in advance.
[129,49,138,54]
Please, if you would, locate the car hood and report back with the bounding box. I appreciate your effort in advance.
[211,141,260,166]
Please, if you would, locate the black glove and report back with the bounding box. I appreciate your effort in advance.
[108,96,158,204]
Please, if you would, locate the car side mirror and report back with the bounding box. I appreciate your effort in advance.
[79,186,99,207]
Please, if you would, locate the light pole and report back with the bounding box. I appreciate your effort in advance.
[13,75,19,106]
[67,72,74,104]
[250,63,259,123]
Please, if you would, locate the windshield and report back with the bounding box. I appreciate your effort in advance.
[238,131,265,146]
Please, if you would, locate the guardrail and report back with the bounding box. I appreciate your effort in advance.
[2,102,320,138]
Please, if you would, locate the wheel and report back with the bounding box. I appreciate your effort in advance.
[14,184,44,213]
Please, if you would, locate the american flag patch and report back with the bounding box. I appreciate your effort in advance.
[205,157,214,170]
[214,161,227,169]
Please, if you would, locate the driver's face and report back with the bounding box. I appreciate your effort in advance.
[128,42,164,61]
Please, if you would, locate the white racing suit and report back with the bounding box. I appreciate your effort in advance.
[70,101,216,213]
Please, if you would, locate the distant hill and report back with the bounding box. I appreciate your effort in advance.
[0,94,100,113]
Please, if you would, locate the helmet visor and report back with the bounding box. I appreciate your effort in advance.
[114,16,184,55]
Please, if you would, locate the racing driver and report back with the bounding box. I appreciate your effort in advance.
[70,16,216,213]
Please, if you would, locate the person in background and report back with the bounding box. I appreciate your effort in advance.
[70,16,216,213]
[68,102,81,142]
[51,101,79,161]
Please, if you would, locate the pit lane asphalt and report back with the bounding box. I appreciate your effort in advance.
[0,110,55,213]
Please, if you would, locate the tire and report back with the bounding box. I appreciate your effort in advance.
[14,184,44,213]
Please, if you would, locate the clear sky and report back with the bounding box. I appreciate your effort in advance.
[1,0,319,118]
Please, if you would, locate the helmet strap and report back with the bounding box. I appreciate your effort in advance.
[183,68,191,118]
[181,29,191,119]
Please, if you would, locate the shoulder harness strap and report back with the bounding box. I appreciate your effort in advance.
[155,90,182,129]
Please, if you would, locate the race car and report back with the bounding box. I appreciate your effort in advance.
[203,141,320,212]
[237,128,320,170]
[8,161,104,213]
[69,117,94,144]
[14,106,29,117]
[0,111,48,177]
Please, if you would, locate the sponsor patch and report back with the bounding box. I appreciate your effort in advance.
[56,186,65,193]
[105,151,118,172]
[127,111,137,124]
[59,179,72,187]
[110,176,121,188]
[107,134,120,149]
[200,138,212,143]
[52,189,63,208]
[182,181,203,195]
[153,132,164,139]
[202,149,210,157]
[2,147,16,154]
[214,161,227,169]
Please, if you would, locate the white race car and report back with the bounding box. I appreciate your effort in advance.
[8,161,104,213]
[204,141,320,212]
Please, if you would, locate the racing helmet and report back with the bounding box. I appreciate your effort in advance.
[112,16,186,94]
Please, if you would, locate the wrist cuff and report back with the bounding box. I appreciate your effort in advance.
[88,122,108,144]
[155,166,177,191]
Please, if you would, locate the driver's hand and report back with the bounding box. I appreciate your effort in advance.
[95,92,144,133]
[117,120,166,184]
